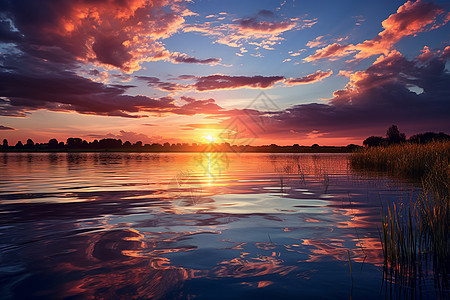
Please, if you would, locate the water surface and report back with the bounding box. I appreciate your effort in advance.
[0,153,439,299]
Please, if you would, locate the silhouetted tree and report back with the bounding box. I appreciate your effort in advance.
[2,139,8,148]
[99,138,122,149]
[363,136,385,147]
[91,139,99,148]
[48,138,58,148]
[346,144,360,151]
[26,138,34,148]
[123,141,132,147]
[408,132,450,144]
[16,141,23,148]
[386,125,406,144]
[66,138,83,148]
[133,141,143,148]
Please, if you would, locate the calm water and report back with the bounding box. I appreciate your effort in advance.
[0,153,442,299]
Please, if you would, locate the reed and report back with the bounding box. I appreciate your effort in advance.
[350,142,449,189]
[351,142,449,291]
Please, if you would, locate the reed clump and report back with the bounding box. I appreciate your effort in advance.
[350,142,449,187]
[351,142,449,291]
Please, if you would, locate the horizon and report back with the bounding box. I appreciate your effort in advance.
[0,0,449,146]
[2,126,449,148]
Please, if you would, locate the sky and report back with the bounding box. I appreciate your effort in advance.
[0,0,449,146]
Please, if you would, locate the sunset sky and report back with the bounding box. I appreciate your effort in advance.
[0,0,449,146]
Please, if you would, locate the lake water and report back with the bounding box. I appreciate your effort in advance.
[0,153,444,299]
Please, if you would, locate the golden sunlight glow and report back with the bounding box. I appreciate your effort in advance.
[203,134,215,143]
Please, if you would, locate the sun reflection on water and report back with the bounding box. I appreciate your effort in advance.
[0,153,437,299]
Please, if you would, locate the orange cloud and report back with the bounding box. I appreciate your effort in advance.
[285,70,333,85]
[305,0,448,62]
[3,0,220,73]
[306,35,326,48]
[304,43,355,62]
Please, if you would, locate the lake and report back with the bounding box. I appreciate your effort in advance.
[0,152,443,299]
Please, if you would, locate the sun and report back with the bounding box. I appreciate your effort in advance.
[203,134,215,143]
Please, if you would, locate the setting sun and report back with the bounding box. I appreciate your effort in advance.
[203,134,215,143]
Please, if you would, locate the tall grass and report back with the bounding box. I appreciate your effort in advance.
[351,142,449,293]
[350,142,449,187]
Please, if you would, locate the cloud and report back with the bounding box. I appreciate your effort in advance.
[0,125,15,130]
[136,76,190,92]
[0,52,229,118]
[138,71,332,92]
[138,74,286,92]
[0,0,220,72]
[306,36,326,48]
[289,49,305,57]
[442,46,450,58]
[265,49,450,139]
[304,43,355,62]
[305,0,448,62]
[0,20,22,42]
[172,96,225,115]
[416,45,433,61]
[171,53,221,65]
[285,70,333,85]
[184,10,312,50]
[238,17,296,34]
[194,75,285,91]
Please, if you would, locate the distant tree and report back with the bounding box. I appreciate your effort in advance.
[48,138,58,148]
[99,138,122,149]
[123,141,132,147]
[134,141,143,148]
[363,136,385,147]
[26,138,34,147]
[16,141,23,148]
[386,125,406,144]
[91,139,99,148]
[346,144,360,151]
[2,139,8,148]
[66,137,83,148]
[408,132,450,144]
[311,144,319,148]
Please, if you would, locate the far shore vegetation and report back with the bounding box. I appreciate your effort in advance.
[1,125,449,153]
[0,137,359,153]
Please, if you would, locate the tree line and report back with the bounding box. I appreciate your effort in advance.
[1,125,447,152]
[363,125,449,147]
[0,137,360,153]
